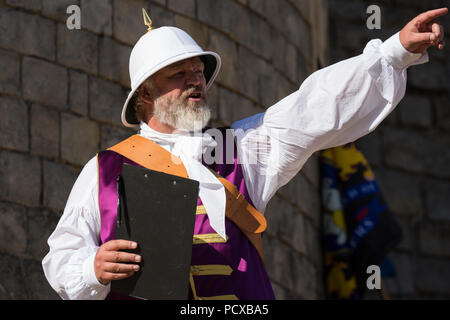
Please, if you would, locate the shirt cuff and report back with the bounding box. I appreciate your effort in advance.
[82,250,108,288]
[380,31,429,69]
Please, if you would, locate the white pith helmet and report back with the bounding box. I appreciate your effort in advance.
[121,9,222,128]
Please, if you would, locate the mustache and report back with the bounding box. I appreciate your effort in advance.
[181,86,205,99]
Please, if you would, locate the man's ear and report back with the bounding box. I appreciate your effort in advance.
[139,86,153,105]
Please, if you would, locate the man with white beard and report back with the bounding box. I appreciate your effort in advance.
[42,8,447,300]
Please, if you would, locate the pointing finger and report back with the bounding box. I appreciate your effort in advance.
[415,8,448,24]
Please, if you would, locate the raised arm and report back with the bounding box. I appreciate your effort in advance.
[232,8,447,214]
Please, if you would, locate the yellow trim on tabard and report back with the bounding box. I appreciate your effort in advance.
[193,233,228,244]
[198,295,239,300]
[191,265,233,276]
[196,205,207,215]
[189,271,198,300]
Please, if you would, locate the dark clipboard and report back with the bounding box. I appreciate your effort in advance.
[111,163,199,300]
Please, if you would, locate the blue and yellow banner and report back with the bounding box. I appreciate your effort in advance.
[320,143,402,299]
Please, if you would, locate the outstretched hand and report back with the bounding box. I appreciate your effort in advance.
[399,7,448,54]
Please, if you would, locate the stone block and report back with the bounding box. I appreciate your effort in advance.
[298,54,313,85]
[283,3,312,59]
[26,207,60,261]
[235,7,273,61]
[61,113,100,166]
[5,0,41,11]
[0,253,27,299]
[434,94,450,131]
[218,87,261,125]
[43,160,79,212]
[285,42,299,83]
[197,0,229,32]
[100,125,133,150]
[206,83,219,121]
[424,178,450,223]
[281,207,307,255]
[0,49,20,95]
[392,215,415,252]
[150,0,166,6]
[22,258,61,300]
[409,60,447,91]
[57,23,98,74]
[98,37,132,87]
[303,216,323,267]
[22,57,68,109]
[168,0,195,19]
[290,253,318,299]
[355,130,382,167]
[271,282,301,300]
[42,0,79,22]
[381,252,416,298]
[300,151,320,188]
[381,127,450,178]
[265,195,290,237]
[327,0,367,21]
[265,195,308,254]
[0,151,41,207]
[278,172,321,227]
[173,15,209,49]
[81,0,113,35]
[113,0,150,45]
[415,256,450,296]
[30,104,59,158]
[207,30,240,89]
[69,70,88,116]
[0,7,55,60]
[0,97,28,152]
[373,168,423,217]
[147,4,175,28]
[262,234,291,285]
[237,45,266,102]
[419,223,450,257]
[0,202,27,256]
[257,64,282,108]
[89,76,126,126]
[290,0,310,21]
[398,93,432,128]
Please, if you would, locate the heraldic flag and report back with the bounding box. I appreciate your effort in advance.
[320,143,402,299]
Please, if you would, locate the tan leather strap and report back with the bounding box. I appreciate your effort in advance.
[109,134,266,261]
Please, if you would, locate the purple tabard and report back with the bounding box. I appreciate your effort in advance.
[97,128,275,300]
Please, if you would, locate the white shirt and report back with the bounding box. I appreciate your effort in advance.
[42,32,428,300]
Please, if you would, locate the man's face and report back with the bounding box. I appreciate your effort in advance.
[153,56,207,101]
[149,57,211,132]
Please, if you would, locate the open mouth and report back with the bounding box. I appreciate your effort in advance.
[188,92,202,101]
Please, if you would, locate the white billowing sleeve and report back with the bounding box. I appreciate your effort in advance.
[232,32,429,213]
[42,156,110,300]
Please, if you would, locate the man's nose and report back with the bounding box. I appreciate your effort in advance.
[186,70,203,86]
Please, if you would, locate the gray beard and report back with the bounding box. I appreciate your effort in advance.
[153,91,211,132]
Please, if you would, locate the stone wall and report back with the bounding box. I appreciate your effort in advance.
[328,0,450,299]
[0,0,327,299]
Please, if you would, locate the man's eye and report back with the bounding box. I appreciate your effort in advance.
[171,72,185,78]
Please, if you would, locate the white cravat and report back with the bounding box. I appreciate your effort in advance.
[138,122,227,240]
